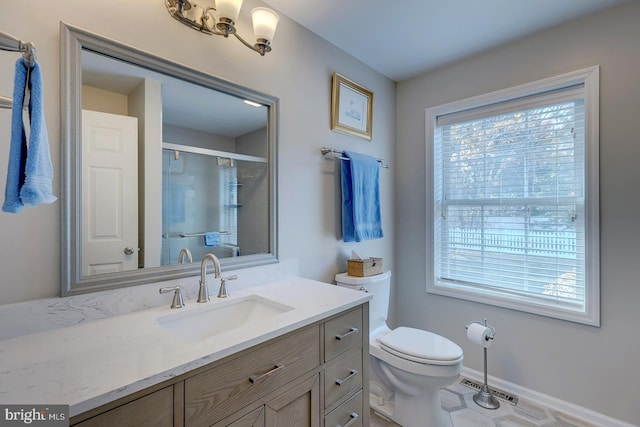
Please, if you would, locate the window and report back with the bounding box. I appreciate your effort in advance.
[426,67,600,325]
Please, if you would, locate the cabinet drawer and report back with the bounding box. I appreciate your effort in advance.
[185,326,320,426]
[324,307,363,362]
[324,347,363,410]
[324,390,363,427]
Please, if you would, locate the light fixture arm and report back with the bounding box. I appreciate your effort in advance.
[233,33,271,56]
[165,0,276,56]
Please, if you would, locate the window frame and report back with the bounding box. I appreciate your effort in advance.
[425,67,600,326]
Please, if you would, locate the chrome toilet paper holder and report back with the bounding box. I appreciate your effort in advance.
[465,318,500,410]
[465,318,496,342]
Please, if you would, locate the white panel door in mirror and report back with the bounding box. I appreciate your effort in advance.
[82,109,139,275]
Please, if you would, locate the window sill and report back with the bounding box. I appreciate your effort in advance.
[427,280,600,327]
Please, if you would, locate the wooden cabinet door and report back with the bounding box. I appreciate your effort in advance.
[264,374,320,427]
[73,386,173,427]
[222,407,265,427]
[185,327,320,426]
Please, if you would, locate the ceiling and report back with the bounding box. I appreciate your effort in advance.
[82,51,267,137]
[263,0,628,82]
[81,1,628,134]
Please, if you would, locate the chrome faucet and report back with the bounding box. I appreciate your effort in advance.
[217,274,238,298]
[159,285,185,309]
[178,248,192,264]
[198,253,221,303]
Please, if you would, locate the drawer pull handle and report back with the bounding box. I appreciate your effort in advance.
[249,364,284,384]
[335,369,358,386]
[335,327,359,341]
[337,412,359,427]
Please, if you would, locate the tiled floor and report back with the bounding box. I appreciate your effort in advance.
[370,378,599,427]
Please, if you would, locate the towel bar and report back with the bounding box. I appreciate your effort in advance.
[162,231,231,238]
[0,95,11,109]
[1,30,37,110]
[321,147,389,168]
[0,31,36,66]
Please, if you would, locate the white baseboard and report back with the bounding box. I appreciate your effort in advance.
[461,367,635,427]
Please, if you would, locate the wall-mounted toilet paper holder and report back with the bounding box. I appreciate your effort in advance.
[465,318,500,410]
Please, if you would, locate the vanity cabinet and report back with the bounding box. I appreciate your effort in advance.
[221,406,264,427]
[70,303,368,427]
[186,326,320,426]
[212,373,320,427]
[72,385,175,427]
[263,373,320,427]
[323,308,365,427]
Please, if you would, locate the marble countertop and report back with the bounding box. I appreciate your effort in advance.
[0,277,370,417]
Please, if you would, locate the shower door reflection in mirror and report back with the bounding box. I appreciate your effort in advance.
[161,145,269,265]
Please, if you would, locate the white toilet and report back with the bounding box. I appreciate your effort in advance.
[335,271,463,427]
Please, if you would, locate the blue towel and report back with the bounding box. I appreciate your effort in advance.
[2,58,56,213]
[20,60,56,207]
[2,59,29,213]
[204,232,220,247]
[341,151,383,242]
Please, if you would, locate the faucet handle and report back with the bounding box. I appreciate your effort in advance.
[159,285,185,309]
[217,275,237,298]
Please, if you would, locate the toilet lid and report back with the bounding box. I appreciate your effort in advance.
[378,327,463,365]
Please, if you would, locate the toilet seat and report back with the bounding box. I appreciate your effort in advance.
[378,327,463,365]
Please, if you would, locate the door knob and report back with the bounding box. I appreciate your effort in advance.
[124,246,135,255]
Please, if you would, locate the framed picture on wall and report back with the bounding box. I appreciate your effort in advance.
[331,72,373,140]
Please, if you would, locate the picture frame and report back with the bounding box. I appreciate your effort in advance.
[331,72,373,140]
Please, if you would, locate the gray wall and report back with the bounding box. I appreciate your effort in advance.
[0,0,396,304]
[396,2,639,424]
[3,0,635,423]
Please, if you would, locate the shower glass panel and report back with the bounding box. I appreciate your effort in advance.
[162,148,268,265]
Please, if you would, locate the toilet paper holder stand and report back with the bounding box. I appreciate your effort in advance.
[465,318,500,410]
[465,318,496,342]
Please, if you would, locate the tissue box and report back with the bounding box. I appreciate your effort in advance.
[347,257,383,277]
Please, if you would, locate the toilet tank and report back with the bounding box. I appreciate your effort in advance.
[335,271,392,331]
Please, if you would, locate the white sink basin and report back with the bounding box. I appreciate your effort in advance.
[157,295,294,342]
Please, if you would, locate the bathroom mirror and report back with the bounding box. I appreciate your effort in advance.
[61,23,278,296]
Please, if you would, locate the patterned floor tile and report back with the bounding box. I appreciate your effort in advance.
[494,414,540,427]
[544,411,599,427]
[371,409,401,427]
[463,394,513,420]
[451,408,497,427]
[448,380,476,395]
[441,388,466,412]
[512,399,552,422]
[368,379,600,427]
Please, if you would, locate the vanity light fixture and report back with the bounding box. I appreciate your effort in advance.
[165,0,279,56]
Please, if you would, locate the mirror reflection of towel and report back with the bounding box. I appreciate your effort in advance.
[204,232,220,247]
[341,151,383,242]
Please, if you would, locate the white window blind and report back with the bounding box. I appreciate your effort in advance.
[428,68,600,325]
